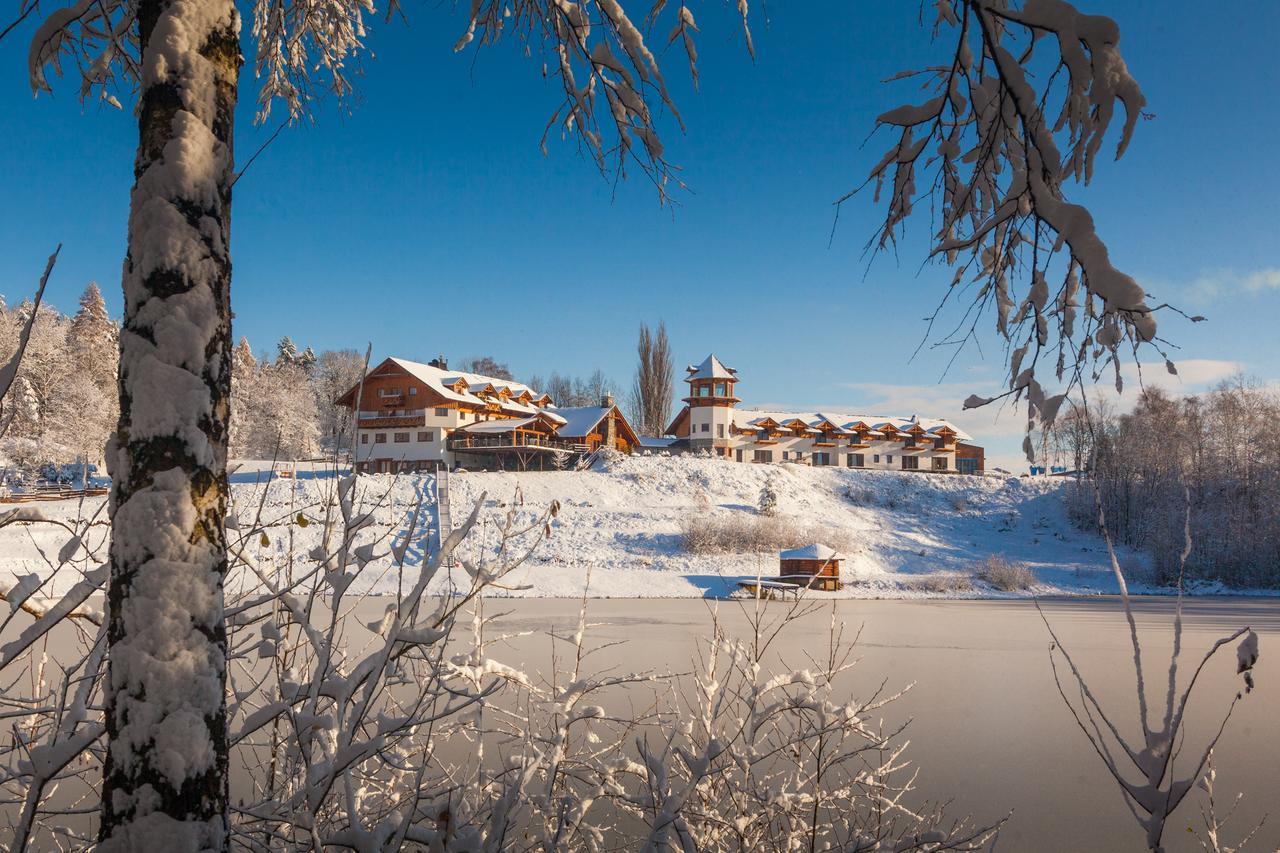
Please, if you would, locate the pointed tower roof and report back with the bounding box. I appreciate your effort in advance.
[685,354,737,381]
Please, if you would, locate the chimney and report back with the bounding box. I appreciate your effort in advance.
[601,392,614,409]
[428,354,448,370]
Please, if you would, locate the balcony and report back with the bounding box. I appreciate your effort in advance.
[358,409,426,428]
[448,434,589,453]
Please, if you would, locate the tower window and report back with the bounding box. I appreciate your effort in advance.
[700,423,709,432]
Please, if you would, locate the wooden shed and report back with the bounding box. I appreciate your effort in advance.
[779,544,842,591]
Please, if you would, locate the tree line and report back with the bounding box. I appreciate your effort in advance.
[1051,378,1280,589]
[2,302,676,472]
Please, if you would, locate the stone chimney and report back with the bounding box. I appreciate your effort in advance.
[602,394,617,448]
[428,354,448,370]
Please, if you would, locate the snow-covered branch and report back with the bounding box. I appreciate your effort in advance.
[855,0,1176,453]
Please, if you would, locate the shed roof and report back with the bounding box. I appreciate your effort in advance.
[779,544,840,561]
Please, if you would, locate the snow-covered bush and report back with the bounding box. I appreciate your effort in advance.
[904,573,975,594]
[842,484,877,506]
[678,512,853,558]
[975,555,1035,591]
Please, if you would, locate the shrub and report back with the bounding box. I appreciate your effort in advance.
[976,555,1035,591]
[903,573,974,593]
[843,485,876,506]
[679,512,853,556]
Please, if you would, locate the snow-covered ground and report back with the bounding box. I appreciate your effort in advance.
[3,454,1274,599]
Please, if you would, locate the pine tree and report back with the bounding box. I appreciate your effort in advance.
[67,282,117,387]
[276,336,299,367]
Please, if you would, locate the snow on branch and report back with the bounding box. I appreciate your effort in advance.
[852,0,1177,452]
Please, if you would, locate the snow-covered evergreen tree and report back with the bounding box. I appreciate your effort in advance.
[66,282,117,392]
[275,335,299,367]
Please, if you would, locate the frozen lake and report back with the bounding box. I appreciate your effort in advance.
[460,595,1278,852]
[6,594,1274,850]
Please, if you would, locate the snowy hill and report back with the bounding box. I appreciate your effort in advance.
[1,454,1150,599]
[442,454,1135,597]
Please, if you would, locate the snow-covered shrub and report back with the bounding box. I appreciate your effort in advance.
[678,512,853,557]
[903,573,974,594]
[842,484,876,506]
[976,555,1035,591]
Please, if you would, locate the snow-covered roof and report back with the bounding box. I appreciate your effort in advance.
[732,409,972,441]
[551,406,611,438]
[638,436,678,448]
[456,417,543,434]
[382,358,546,414]
[780,544,839,561]
[685,354,737,381]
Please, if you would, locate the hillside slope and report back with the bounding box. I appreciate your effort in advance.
[1,455,1147,599]
[444,453,1135,597]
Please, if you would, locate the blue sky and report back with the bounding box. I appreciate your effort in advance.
[3,1,1278,469]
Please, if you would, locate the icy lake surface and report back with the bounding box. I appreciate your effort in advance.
[443,595,1279,852]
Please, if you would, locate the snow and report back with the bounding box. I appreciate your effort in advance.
[684,354,737,381]
[11,455,1270,603]
[779,544,838,561]
[735,410,968,441]
[551,405,611,437]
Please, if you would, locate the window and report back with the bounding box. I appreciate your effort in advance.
[417,431,434,443]
[700,423,709,433]
[736,449,744,462]
[697,384,711,397]
[902,455,918,470]
[887,455,893,464]
[848,454,864,468]
[375,433,387,444]
[873,454,880,463]
[409,387,417,396]
[714,382,727,396]
[394,432,410,443]
[378,388,401,397]
[753,450,773,463]
[782,451,790,460]
[435,407,449,417]
[716,424,724,438]
[813,452,830,466]
[361,434,368,445]
[933,457,948,471]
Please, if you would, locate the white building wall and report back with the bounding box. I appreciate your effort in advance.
[688,405,734,448]
[356,406,484,469]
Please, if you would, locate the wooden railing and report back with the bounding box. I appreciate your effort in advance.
[449,434,589,453]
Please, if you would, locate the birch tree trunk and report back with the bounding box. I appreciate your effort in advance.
[100,0,240,845]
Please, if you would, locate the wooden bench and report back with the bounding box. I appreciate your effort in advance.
[736,579,802,600]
